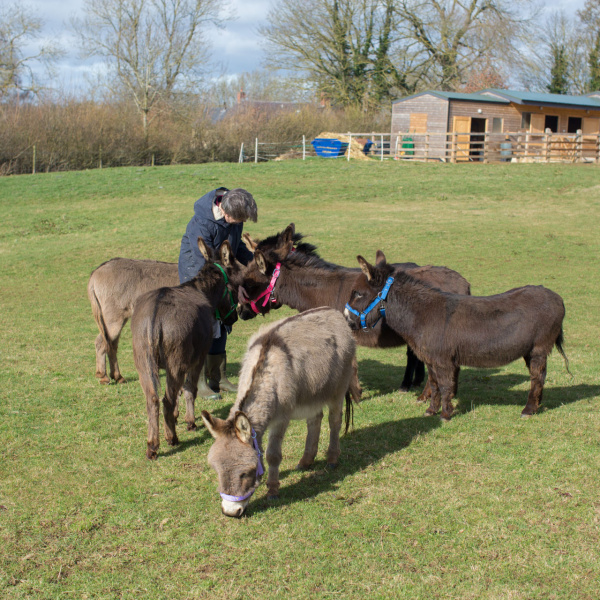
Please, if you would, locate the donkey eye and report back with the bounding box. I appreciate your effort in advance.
[351,291,362,301]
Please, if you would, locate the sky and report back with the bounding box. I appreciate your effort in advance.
[19,0,273,93]
[17,0,586,95]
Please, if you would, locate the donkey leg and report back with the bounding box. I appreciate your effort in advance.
[145,393,161,460]
[182,363,203,431]
[438,366,459,422]
[266,421,290,499]
[400,347,417,392]
[425,365,442,416]
[325,399,344,468]
[413,359,426,387]
[522,355,547,417]
[94,333,110,384]
[297,411,323,470]
[416,377,432,404]
[162,374,181,447]
[106,325,126,384]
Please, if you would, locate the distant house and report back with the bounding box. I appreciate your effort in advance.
[207,89,315,124]
[391,89,600,162]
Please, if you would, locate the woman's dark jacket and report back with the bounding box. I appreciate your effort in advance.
[178,187,253,283]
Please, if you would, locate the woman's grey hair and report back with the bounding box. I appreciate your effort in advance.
[221,188,258,222]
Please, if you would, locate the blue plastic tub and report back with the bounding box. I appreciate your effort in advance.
[311,138,349,158]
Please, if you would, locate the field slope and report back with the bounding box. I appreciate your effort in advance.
[0,160,599,599]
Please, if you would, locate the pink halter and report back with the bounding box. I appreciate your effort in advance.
[249,262,281,314]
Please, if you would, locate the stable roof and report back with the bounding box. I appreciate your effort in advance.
[393,88,600,111]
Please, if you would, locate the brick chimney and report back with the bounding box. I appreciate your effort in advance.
[237,88,246,104]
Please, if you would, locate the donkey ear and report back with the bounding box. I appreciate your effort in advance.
[357,255,375,281]
[283,223,295,240]
[220,240,233,268]
[197,237,212,262]
[254,249,268,275]
[242,233,258,252]
[375,250,387,266]
[201,410,226,439]
[234,411,253,445]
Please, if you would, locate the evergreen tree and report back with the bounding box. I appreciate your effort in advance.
[547,44,569,94]
[588,31,600,91]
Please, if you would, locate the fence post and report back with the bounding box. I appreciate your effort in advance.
[255,138,258,163]
[32,145,36,174]
[303,135,306,160]
[576,129,582,163]
[238,143,244,163]
[99,145,103,169]
[544,130,550,163]
[451,132,457,163]
[597,133,600,164]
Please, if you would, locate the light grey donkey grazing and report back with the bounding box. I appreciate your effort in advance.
[202,306,360,518]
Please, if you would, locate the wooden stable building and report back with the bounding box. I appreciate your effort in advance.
[391,89,600,162]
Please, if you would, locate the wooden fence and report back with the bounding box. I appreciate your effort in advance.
[392,130,600,164]
[242,130,600,164]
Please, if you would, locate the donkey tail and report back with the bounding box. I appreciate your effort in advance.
[87,277,111,349]
[133,326,161,404]
[555,328,572,377]
[344,391,354,435]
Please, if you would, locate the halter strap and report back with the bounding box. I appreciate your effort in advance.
[345,276,394,330]
[213,263,237,321]
[219,429,264,503]
[249,262,281,314]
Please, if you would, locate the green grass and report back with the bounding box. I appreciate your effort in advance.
[1,160,599,599]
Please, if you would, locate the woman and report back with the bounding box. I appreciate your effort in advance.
[179,187,258,398]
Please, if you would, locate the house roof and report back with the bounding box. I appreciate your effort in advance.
[393,88,600,111]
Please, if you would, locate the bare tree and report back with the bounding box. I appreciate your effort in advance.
[393,0,537,91]
[72,0,230,141]
[0,2,63,100]
[259,0,412,109]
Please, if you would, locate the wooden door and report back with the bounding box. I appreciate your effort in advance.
[453,116,471,162]
[530,114,545,133]
[582,117,599,158]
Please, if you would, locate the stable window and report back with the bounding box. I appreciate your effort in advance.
[521,112,531,129]
[568,117,582,133]
[492,117,503,133]
[545,115,559,133]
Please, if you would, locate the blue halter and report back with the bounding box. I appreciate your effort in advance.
[345,276,394,331]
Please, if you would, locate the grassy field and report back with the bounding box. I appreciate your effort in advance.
[1,159,599,599]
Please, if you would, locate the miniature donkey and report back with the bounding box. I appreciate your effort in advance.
[131,239,242,460]
[88,258,179,384]
[202,307,358,518]
[344,251,570,421]
[237,223,470,400]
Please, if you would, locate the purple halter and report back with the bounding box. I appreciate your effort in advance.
[219,429,265,503]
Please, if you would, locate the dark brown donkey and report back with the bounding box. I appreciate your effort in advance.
[88,259,179,384]
[344,251,569,420]
[131,240,241,460]
[238,223,471,397]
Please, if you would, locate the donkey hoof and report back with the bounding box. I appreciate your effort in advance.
[115,377,127,384]
[440,415,452,423]
[146,449,158,460]
[425,409,438,417]
[326,462,338,470]
[187,422,197,431]
[399,386,410,393]
[167,437,179,447]
[520,411,535,418]
[99,376,111,385]
[267,494,279,501]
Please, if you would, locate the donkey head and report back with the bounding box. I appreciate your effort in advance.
[201,410,263,518]
[237,223,296,321]
[197,238,243,328]
[344,251,395,331]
